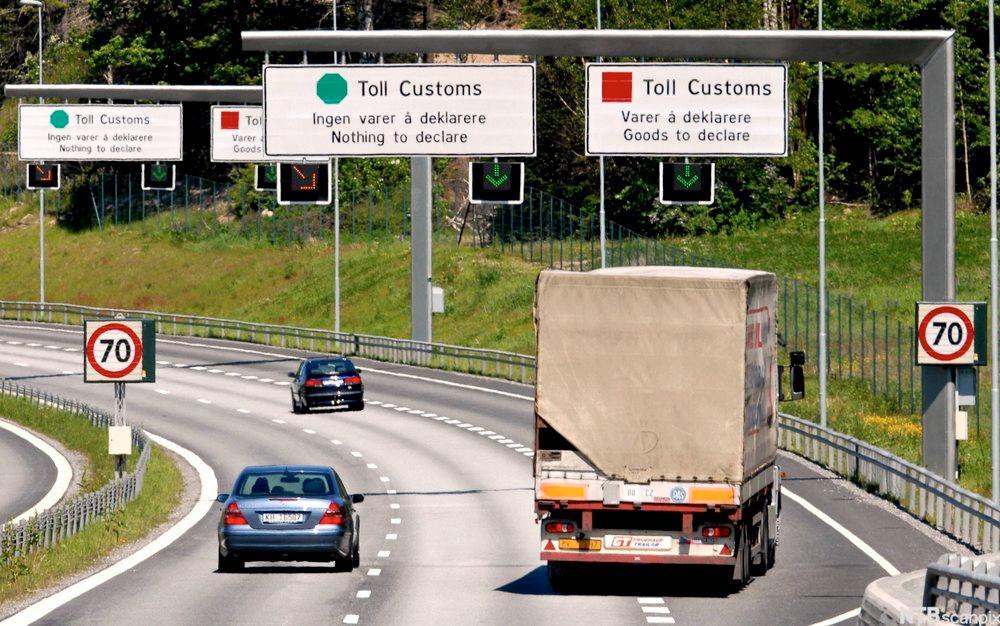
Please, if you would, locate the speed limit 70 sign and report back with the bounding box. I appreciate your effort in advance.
[915,302,986,366]
[84,320,156,383]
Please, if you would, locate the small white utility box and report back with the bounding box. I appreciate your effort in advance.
[432,286,445,314]
[956,410,969,441]
[108,426,133,455]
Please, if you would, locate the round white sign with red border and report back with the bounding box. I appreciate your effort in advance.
[84,321,144,382]
[917,304,976,365]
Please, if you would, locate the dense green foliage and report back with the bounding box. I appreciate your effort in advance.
[0,0,995,234]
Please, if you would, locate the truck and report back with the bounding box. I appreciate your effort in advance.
[533,266,804,590]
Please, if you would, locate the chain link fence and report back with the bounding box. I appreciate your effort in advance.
[0,380,151,568]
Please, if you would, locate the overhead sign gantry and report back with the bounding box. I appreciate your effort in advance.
[242,28,959,480]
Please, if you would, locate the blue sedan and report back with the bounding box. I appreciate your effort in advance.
[217,465,363,572]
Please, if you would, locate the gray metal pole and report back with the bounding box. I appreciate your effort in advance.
[411,157,432,342]
[921,38,957,479]
[37,4,44,305]
[597,0,606,269]
[332,0,341,335]
[818,0,827,427]
[990,0,999,502]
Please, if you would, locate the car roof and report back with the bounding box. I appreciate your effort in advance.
[239,465,334,474]
[304,356,351,363]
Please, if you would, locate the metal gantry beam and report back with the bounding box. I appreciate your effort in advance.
[242,29,950,64]
[2,84,262,102]
[239,29,959,477]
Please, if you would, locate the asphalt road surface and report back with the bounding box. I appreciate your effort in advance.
[0,321,959,625]
[0,421,57,524]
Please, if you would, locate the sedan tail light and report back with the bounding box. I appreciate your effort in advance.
[305,378,324,387]
[319,502,345,525]
[343,376,362,385]
[224,502,248,526]
[545,521,574,534]
[702,525,732,538]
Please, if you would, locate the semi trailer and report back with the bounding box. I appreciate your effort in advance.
[533,266,803,590]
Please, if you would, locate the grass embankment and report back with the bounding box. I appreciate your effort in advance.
[0,205,993,495]
[0,394,182,606]
[0,224,541,354]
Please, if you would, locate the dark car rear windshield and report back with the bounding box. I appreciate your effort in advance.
[305,360,355,377]
[235,471,339,497]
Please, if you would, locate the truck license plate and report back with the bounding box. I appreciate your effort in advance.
[260,513,304,524]
[558,538,602,551]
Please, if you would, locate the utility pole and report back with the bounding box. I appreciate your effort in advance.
[332,0,341,335]
[20,0,44,303]
[989,0,999,501]
[818,0,828,427]
[596,0,606,268]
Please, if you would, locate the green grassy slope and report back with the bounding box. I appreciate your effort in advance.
[0,225,542,354]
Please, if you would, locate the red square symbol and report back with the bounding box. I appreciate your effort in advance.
[601,72,632,102]
[220,111,240,130]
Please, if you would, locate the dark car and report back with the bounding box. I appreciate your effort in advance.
[289,357,364,413]
[216,465,363,572]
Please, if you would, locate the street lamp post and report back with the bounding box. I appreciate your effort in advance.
[20,0,44,305]
[332,0,341,335]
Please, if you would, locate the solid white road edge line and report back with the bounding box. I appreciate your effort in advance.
[807,608,862,626]
[0,324,536,401]
[782,488,899,577]
[0,419,72,525]
[1,430,218,626]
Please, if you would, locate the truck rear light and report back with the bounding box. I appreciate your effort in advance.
[544,521,574,534]
[224,502,248,525]
[702,526,731,538]
[319,502,345,525]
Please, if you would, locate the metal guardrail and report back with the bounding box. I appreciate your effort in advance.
[0,301,537,384]
[779,414,1000,553]
[0,380,151,567]
[923,554,1000,615]
[2,300,997,553]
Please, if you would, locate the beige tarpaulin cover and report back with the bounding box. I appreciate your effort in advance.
[535,267,778,484]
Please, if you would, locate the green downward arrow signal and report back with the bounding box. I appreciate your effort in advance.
[676,164,699,189]
[264,166,277,183]
[484,163,509,188]
[151,166,167,182]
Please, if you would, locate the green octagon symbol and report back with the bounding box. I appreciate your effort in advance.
[50,109,69,129]
[316,73,348,104]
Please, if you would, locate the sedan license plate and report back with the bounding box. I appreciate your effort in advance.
[558,538,602,551]
[260,512,304,524]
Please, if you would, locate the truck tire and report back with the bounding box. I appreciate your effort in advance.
[730,525,751,588]
[751,508,771,576]
[548,562,575,594]
[768,513,779,568]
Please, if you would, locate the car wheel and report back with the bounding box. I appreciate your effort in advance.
[218,549,244,573]
[291,394,304,414]
[349,401,365,412]
[351,528,361,568]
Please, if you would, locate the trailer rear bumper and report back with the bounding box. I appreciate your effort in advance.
[541,551,735,565]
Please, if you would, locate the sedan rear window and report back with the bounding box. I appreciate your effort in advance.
[235,472,338,497]
[305,360,355,377]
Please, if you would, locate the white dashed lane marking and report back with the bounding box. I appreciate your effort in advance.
[196,399,211,404]
[366,569,381,576]
[236,409,251,414]
[271,419,286,424]
[343,616,359,624]
[356,590,371,599]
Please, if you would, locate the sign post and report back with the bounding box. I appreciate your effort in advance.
[83,318,156,478]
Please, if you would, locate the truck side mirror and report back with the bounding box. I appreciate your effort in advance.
[778,355,806,402]
[789,364,805,400]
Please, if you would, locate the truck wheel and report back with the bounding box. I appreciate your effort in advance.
[768,513,779,568]
[548,562,574,594]
[751,510,770,576]
[730,525,750,588]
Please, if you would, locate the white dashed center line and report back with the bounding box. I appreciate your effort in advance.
[196,399,211,404]
[356,590,371,599]
[302,429,316,435]
[366,568,381,576]
[236,409,251,414]
[271,419,286,424]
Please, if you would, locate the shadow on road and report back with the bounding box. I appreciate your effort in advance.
[498,564,738,598]
[217,564,343,574]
